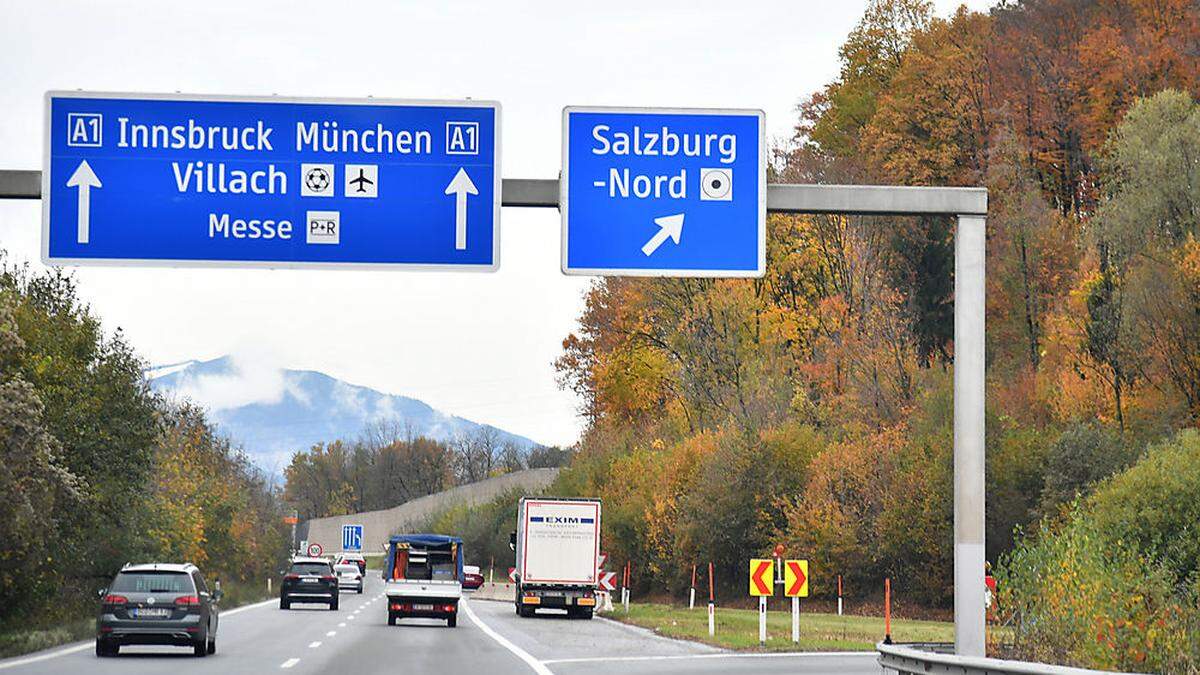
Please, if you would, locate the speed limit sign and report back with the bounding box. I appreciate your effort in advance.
[307,542,324,557]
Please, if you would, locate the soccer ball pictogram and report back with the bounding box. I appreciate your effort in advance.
[305,168,331,193]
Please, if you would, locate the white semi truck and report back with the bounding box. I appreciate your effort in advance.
[511,497,601,618]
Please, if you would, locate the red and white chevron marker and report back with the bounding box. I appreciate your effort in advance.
[598,571,617,592]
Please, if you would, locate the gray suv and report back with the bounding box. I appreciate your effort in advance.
[96,563,221,657]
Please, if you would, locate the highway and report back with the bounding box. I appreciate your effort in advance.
[0,577,880,674]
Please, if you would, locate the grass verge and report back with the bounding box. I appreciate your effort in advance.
[601,601,956,651]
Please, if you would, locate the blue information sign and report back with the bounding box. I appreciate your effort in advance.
[43,91,500,270]
[342,524,363,552]
[561,106,765,277]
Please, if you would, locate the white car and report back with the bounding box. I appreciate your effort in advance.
[334,563,363,594]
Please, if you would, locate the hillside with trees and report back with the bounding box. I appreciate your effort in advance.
[0,263,288,655]
[283,425,572,520]
[552,0,1200,667]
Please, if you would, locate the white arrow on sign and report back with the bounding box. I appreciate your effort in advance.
[641,213,684,257]
[66,160,101,244]
[445,168,478,251]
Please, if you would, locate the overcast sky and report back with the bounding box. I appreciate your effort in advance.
[0,0,990,448]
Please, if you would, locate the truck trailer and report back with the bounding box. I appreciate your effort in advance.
[512,497,601,618]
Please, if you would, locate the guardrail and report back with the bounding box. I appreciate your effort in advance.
[877,642,1142,675]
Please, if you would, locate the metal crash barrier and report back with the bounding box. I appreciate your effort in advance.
[877,642,1144,675]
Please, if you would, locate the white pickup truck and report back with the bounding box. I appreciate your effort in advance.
[382,534,463,628]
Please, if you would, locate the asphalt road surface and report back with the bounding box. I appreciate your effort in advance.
[0,577,881,674]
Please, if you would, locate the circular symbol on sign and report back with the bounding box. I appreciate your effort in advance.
[147,597,156,605]
[304,167,331,193]
[307,542,324,557]
[700,168,733,201]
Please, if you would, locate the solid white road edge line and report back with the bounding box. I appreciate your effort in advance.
[281,657,300,668]
[541,651,879,665]
[0,596,278,671]
[460,600,554,675]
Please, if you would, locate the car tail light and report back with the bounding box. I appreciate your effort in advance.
[102,594,128,605]
[284,574,300,581]
[443,604,456,613]
[321,575,336,581]
[174,595,201,606]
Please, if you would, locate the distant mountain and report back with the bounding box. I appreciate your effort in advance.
[147,356,540,473]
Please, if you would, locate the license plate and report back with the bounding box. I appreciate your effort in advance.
[414,604,434,611]
[303,578,318,583]
[133,607,170,618]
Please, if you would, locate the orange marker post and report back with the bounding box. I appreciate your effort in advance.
[884,577,893,644]
[707,562,715,636]
[837,574,843,616]
[623,561,631,612]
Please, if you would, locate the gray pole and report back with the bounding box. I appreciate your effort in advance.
[954,214,987,656]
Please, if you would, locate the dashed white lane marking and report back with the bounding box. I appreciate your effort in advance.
[326,630,336,637]
[460,600,553,675]
[348,614,356,620]
[308,641,322,649]
[339,622,346,627]
[281,658,300,669]
[0,597,279,671]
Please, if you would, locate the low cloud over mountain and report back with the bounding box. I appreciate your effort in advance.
[147,355,540,473]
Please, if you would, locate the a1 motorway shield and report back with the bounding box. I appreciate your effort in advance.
[561,106,765,277]
[43,91,500,270]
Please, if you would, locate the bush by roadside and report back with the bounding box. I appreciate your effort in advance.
[997,429,1200,672]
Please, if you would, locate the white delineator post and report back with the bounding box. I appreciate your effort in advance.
[791,596,799,643]
[758,596,767,645]
[689,563,696,610]
[955,214,987,657]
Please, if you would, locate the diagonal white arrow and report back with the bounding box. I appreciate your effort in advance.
[641,213,684,256]
[444,168,478,251]
[66,160,101,244]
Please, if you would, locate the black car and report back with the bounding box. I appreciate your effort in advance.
[96,563,221,657]
[280,557,339,610]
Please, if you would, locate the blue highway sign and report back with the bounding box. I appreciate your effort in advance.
[342,524,363,552]
[43,91,500,270]
[561,106,765,277]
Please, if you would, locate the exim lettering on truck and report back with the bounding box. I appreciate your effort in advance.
[511,497,601,619]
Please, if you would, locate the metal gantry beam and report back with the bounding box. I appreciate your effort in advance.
[0,167,989,657]
[2,171,988,216]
